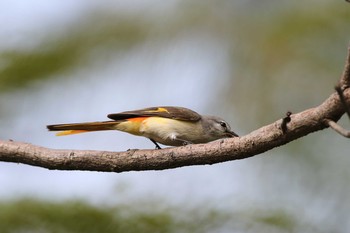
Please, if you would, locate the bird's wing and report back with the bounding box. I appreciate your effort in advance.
[107,106,201,122]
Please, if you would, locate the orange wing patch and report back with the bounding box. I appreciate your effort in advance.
[114,117,149,135]
[127,117,149,122]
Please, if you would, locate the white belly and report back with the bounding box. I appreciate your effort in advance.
[139,117,203,146]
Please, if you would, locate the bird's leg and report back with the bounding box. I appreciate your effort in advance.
[150,139,162,149]
[175,138,192,146]
[183,141,192,146]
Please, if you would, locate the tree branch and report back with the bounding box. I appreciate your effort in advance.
[1,45,350,173]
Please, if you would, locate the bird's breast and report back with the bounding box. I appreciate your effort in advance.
[140,117,202,145]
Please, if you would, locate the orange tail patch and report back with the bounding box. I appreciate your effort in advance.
[56,130,89,136]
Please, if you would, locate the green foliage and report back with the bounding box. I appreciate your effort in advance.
[226,3,350,126]
[0,198,235,233]
[255,211,295,232]
[0,14,148,92]
[0,199,171,233]
[0,198,318,233]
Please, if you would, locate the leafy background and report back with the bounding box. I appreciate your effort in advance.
[1,0,350,232]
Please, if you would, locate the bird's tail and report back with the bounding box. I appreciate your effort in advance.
[47,121,119,136]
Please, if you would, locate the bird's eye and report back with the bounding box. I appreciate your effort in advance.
[219,121,227,128]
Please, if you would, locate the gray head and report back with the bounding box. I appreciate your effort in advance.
[200,115,239,142]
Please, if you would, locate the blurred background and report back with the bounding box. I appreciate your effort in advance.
[1,0,350,232]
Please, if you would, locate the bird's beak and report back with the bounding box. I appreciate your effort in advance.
[226,130,239,137]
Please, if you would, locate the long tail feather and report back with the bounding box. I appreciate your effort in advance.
[47,121,119,136]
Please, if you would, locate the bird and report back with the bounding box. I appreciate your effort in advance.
[47,106,238,149]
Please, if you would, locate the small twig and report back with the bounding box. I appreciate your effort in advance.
[281,111,292,134]
[335,84,350,119]
[321,47,350,139]
[340,44,350,87]
[324,119,350,138]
